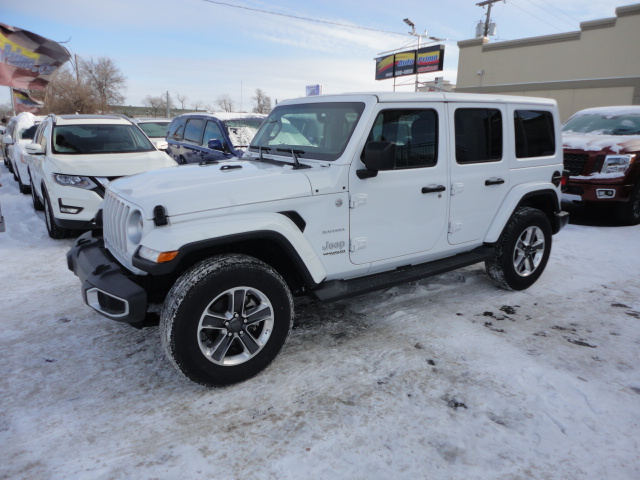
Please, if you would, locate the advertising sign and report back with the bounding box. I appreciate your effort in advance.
[13,88,43,113]
[0,22,71,90]
[394,50,416,77]
[416,45,445,74]
[375,54,394,80]
[306,84,322,96]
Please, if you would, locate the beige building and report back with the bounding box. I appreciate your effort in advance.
[455,3,640,120]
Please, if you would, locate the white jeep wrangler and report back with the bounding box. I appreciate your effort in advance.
[67,92,568,386]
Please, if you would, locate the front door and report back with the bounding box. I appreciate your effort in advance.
[349,104,448,265]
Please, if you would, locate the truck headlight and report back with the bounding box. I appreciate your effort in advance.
[127,210,144,245]
[601,154,635,174]
[53,174,97,189]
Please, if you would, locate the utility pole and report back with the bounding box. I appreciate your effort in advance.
[476,0,503,37]
[166,91,170,118]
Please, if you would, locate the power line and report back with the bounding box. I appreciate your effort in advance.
[520,0,578,29]
[537,0,580,25]
[200,0,407,36]
[508,0,568,33]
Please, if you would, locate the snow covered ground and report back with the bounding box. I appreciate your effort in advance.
[1,163,639,480]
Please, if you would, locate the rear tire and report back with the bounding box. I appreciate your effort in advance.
[486,207,552,291]
[160,254,294,387]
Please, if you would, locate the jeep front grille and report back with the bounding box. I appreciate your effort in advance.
[563,153,588,176]
[102,192,130,259]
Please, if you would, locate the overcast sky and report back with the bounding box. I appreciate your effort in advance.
[1,0,632,111]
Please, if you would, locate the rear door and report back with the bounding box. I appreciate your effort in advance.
[447,103,510,245]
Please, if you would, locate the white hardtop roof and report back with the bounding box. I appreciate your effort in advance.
[54,114,133,126]
[279,91,557,107]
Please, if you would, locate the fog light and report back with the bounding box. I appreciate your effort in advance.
[596,189,615,199]
[58,199,84,214]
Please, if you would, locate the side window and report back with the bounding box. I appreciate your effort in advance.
[168,118,186,141]
[183,118,205,144]
[366,109,438,168]
[455,108,502,164]
[39,123,51,152]
[514,110,555,158]
[202,121,224,147]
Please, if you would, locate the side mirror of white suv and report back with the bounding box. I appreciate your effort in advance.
[25,143,43,155]
[2,134,13,146]
[155,140,169,151]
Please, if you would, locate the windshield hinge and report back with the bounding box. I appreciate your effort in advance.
[349,194,367,209]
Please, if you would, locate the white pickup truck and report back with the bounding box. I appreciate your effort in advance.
[67,92,568,386]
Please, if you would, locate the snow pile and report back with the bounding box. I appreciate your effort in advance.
[1,162,639,479]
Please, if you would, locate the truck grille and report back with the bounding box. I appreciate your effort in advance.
[563,153,588,176]
[102,192,130,259]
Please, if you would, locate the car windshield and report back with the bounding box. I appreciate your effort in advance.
[563,112,640,136]
[249,102,365,161]
[52,124,155,154]
[222,118,264,147]
[137,121,170,138]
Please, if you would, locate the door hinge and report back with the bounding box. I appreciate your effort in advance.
[450,183,464,196]
[350,237,367,252]
[349,194,367,209]
[448,221,462,234]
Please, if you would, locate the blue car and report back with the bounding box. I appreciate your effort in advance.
[166,113,265,164]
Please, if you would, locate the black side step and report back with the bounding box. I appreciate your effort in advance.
[310,246,494,302]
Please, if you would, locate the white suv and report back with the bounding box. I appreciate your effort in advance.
[26,114,177,238]
[67,93,568,386]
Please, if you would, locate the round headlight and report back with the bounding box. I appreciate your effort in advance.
[127,210,143,245]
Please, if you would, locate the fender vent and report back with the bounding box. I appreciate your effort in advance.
[279,211,306,232]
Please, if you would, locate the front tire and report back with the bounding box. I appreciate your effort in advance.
[43,190,72,239]
[485,207,552,291]
[615,182,640,225]
[160,254,294,387]
[30,175,44,211]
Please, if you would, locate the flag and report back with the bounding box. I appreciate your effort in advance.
[0,23,70,90]
[13,88,44,113]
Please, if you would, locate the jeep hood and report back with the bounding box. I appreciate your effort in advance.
[562,133,640,154]
[108,160,313,217]
[49,151,176,176]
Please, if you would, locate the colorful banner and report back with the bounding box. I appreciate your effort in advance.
[394,50,416,77]
[375,54,394,80]
[0,23,71,90]
[416,45,445,74]
[13,88,44,113]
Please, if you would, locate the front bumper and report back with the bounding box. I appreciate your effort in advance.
[67,231,148,323]
[564,181,634,203]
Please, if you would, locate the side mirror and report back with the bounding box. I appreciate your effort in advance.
[25,143,44,155]
[2,134,13,146]
[155,140,169,151]
[207,138,225,151]
[358,141,396,179]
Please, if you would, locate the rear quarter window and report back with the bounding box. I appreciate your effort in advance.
[514,110,555,158]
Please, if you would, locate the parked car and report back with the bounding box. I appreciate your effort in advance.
[2,115,18,169]
[67,92,568,386]
[26,114,177,239]
[562,106,640,224]
[132,118,171,148]
[7,113,44,193]
[166,112,265,164]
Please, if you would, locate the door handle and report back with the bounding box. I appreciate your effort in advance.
[422,185,446,194]
[485,178,505,186]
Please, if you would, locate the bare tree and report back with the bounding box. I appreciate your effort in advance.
[252,88,272,114]
[192,100,205,111]
[216,94,235,113]
[79,56,126,114]
[175,92,188,110]
[142,95,169,117]
[44,64,97,114]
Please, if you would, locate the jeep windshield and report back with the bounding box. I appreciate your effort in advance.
[222,117,265,148]
[563,112,640,136]
[52,124,155,154]
[249,102,365,161]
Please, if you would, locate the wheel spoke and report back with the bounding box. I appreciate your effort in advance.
[231,289,246,316]
[245,304,272,325]
[210,333,234,362]
[239,331,261,354]
[200,313,227,329]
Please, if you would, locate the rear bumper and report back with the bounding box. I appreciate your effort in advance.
[66,231,147,323]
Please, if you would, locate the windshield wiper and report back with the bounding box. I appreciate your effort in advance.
[276,148,310,169]
[249,145,271,162]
